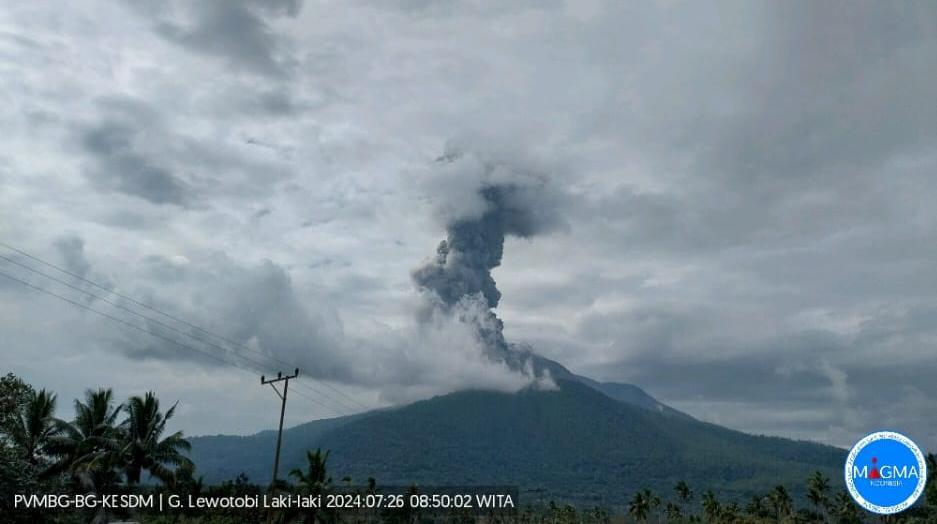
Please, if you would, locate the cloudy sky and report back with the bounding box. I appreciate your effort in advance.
[1,1,935,450]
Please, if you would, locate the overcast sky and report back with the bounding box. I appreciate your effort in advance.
[1,1,936,450]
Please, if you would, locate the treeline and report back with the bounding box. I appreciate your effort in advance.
[519,470,937,524]
[1,373,192,523]
[3,373,937,524]
[622,476,885,523]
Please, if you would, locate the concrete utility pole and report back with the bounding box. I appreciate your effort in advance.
[261,368,299,484]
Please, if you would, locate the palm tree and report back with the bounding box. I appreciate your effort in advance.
[768,485,793,523]
[744,494,768,519]
[643,489,661,523]
[675,480,692,518]
[590,506,610,524]
[831,490,861,524]
[628,490,650,523]
[721,502,740,523]
[290,448,331,524]
[167,460,204,501]
[46,388,123,492]
[665,502,683,522]
[701,490,721,523]
[290,448,331,492]
[7,389,58,465]
[675,480,692,502]
[806,470,830,519]
[120,392,192,485]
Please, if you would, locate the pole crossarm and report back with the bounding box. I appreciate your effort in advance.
[261,368,300,385]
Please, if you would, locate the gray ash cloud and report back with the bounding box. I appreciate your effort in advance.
[412,153,562,364]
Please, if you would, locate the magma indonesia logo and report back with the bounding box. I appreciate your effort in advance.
[845,431,927,515]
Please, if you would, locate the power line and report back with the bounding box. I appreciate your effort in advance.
[0,240,259,353]
[0,267,343,417]
[0,241,370,412]
[307,375,369,411]
[0,252,360,415]
[295,382,360,414]
[0,244,367,413]
[0,242,311,370]
[1,254,279,375]
[281,387,340,416]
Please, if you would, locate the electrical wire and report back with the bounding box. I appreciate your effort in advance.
[0,252,362,414]
[0,241,370,413]
[0,267,344,417]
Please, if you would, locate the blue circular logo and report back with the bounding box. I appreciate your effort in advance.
[845,431,927,514]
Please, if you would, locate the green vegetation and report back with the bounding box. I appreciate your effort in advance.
[0,374,194,522]
[190,379,848,504]
[3,373,937,523]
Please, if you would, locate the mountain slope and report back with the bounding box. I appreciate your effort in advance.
[188,379,843,505]
[512,351,692,419]
[189,415,356,484]
[580,378,688,418]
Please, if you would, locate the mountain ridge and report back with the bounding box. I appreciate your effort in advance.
[188,360,844,505]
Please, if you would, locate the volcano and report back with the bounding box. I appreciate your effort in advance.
[188,355,844,505]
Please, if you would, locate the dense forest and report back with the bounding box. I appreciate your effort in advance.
[2,373,936,523]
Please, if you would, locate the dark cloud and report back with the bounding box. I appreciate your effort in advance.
[72,94,295,209]
[359,0,562,18]
[80,120,189,206]
[53,235,91,277]
[93,210,159,231]
[520,278,937,449]
[122,254,349,378]
[580,316,937,448]
[146,0,303,78]
[254,89,301,115]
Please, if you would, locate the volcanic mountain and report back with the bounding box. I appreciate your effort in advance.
[188,355,844,506]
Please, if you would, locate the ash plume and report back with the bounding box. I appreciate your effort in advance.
[412,150,562,369]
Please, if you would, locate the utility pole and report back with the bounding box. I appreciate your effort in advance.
[261,368,299,485]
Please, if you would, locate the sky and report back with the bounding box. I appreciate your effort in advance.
[1,0,936,450]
